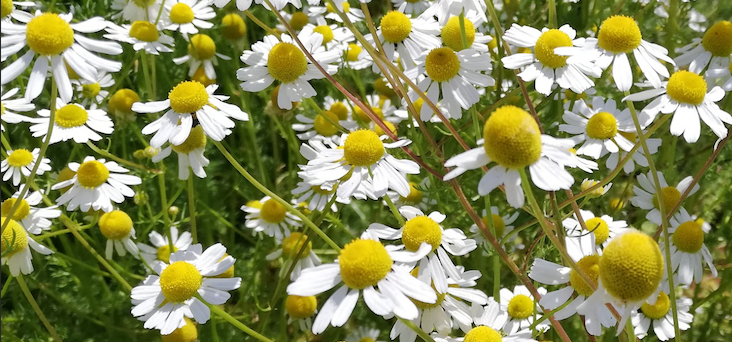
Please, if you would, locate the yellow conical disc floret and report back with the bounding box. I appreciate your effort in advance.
[314,25,334,44]
[702,21,732,57]
[338,239,392,289]
[82,83,101,99]
[313,111,341,136]
[172,125,207,154]
[99,210,133,240]
[268,42,308,83]
[425,47,461,82]
[441,16,476,51]
[109,89,140,114]
[343,130,385,166]
[129,21,159,42]
[26,13,74,56]
[157,244,177,263]
[666,71,707,106]
[584,217,610,245]
[161,317,197,342]
[409,267,446,309]
[353,105,384,123]
[1,217,28,257]
[534,29,573,68]
[289,12,309,31]
[76,160,110,188]
[569,255,600,296]
[345,43,362,62]
[1,0,12,18]
[481,214,506,237]
[463,326,503,342]
[169,3,194,24]
[55,104,88,128]
[380,11,412,43]
[259,199,287,223]
[159,261,202,302]
[374,121,397,137]
[1,198,30,221]
[221,13,246,40]
[188,34,216,60]
[285,295,317,319]
[672,221,704,253]
[586,112,618,140]
[281,232,312,259]
[191,67,215,86]
[653,186,681,212]
[168,81,209,114]
[507,294,534,319]
[402,216,442,252]
[597,15,642,53]
[483,105,542,169]
[640,291,670,319]
[6,149,33,167]
[399,182,423,205]
[599,231,663,302]
[326,2,350,14]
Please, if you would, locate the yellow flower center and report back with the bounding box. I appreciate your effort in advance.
[666,70,707,106]
[247,200,263,209]
[161,317,198,342]
[339,239,392,289]
[54,104,88,128]
[483,105,542,169]
[1,198,30,221]
[259,199,287,223]
[326,2,350,13]
[652,186,681,213]
[441,16,476,51]
[56,167,76,193]
[159,261,203,303]
[1,217,28,257]
[380,11,412,43]
[1,0,13,18]
[599,231,664,302]
[701,21,732,57]
[534,29,573,68]
[353,106,384,123]
[425,47,461,82]
[289,12,309,31]
[313,25,334,44]
[281,232,312,259]
[76,160,110,188]
[640,292,670,320]
[26,13,74,56]
[672,221,704,253]
[285,295,317,319]
[399,182,423,205]
[581,179,605,198]
[507,294,534,319]
[187,34,216,60]
[409,267,446,309]
[402,216,442,252]
[191,67,215,86]
[80,84,101,102]
[267,42,308,83]
[109,89,140,114]
[129,21,159,42]
[481,214,506,237]
[156,244,178,263]
[7,149,33,167]
[569,254,600,296]
[464,326,502,342]
[169,3,194,24]
[564,89,588,101]
[597,15,642,53]
[373,121,397,136]
[584,217,610,245]
[585,112,618,140]
[172,125,207,154]
[329,101,349,119]
[313,111,341,136]
[99,210,133,240]
[168,81,209,113]
[221,13,246,40]
[346,43,362,62]
[343,129,385,166]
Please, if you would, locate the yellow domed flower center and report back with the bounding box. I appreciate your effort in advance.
[188,34,216,60]
[289,12,309,31]
[161,317,198,342]
[373,121,397,136]
[701,21,732,57]
[343,129,385,166]
[672,221,704,253]
[409,267,446,309]
[159,261,203,303]
[534,29,573,68]
[346,43,362,62]
[380,11,412,43]
[399,182,423,205]
[584,217,610,245]
[313,25,334,44]
[329,101,350,119]
[483,105,542,169]
[169,3,194,24]
[281,232,312,259]
[402,216,442,252]
[326,2,350,13]
[76,160,110,188]
[441,16,476,51]
[259,199,287,223]
[597,15,642,53]
[339,239,392,289]
[285,295,317,319]
[172,125,207,154]
[1,198,30,221]
[109,89,140,114]
[26,13,74,56]
[156,244,178,263]
[99,210,133,240]
[192,67,215,86]
[464,326,503,342]
[353,106,384,123]
[1,0,13,18]
[55,104,88,128]
[507,294,534,319]
[313,111,341,136]
[586,112,618,140]
[247,200,263,209]
[569,254,600,296]
[129,20,159,42]
[666,70,707,106]
[267,42,308,83]
[168,81,209,113]
[221,13,246,40]
[640,292,671,319]
[653,186,681,212]
[599,231,664,302]
[425,47,461,82]
[82,83,101,99]
[7,149,33,167]
[481,214,506,237]
[1,218,28,257]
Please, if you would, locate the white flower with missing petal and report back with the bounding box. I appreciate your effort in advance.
[266,232,321,280]
[663,208,717,287]
[99,210,139,260]
[173,34,231,80]
[241,196,302,242]
[162,0,215,34]
[674,21,732,74]
[104,21,175,56]
[631,292,693,341]
[563,209,630,250]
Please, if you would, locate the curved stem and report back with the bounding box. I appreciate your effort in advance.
[17,274,63,342]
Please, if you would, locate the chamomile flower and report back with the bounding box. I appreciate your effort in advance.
[502,24,601,96]
[387,177,436,210]
[366,10,441,69]
[280,10,314,32]
[300,18,355,52]
[2,148,51,186]
[347,327,382,342]
[426,0,486,25]
[439,14,493,53]
[665,208,717,286]
[108,88,141,124]
[238,31,340,110]
[563,209,630,250]
[29,100,114,145]
[603,132,661,174]
[580,179,612,198]
[499,285,549,334]
[131,243,241,335]
[104,21,175,55]
[1,190,60,235]
[286,233,438,334]
[435,299,537,342]
[351,94,401,126]
[469,207,519,248]
[1,87,34,130]
[292,110,355,143]
[266,232,322,280]
[0,11,122,102]
[342,42,373,70]
[323,96,351,119]
[113,0,162,21]
[133,81,249,148]
[1,217,53,276]
[152,125,210,180]
[52,156,142,213]
[72,71,114,105]
[392,0,432,15]
[624,70,732,143]
[137,227,193,269]
[241,196,302,241]
[162,0,214,34]
[0,0,34,23]
[174,34,231,80]
[631,292,693,341]
[444,105,576,208]
[291,180,346,212]
[630,170,700,225]
[309,2,365,23]
[675,21,732,73]
[560,97,636,159]
[285,294,318,331]
[706,61,732,91]
[99,210,139,260]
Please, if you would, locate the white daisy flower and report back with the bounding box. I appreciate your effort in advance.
[130,243,241,335]
[0,11,122,102]
[444,105,576,208]
[674,21,732,74]
[392,0,432,15]
[133,81,249,148]
[29,99,114,145]
[173,34,231,80]
[104,21,175,55]
[308,2,365,23]
[423,0,486,25]
[1,87,34,130]
[322,95,352,119]
[469,207,519,249]
[238,30,340,110]
[72,71,115,105]
[436,299,538,342]
[351,94,402,126]
[286,233,438,334]
[2,148,51,186]
[241,196,302,241]
[706,61,732,91]
[300,18,355,52]
[291,180,347,213]
[137,226,193,267]
[664,208,717,286]
[563,209,630,250]
[342,42,373,70]
[623,70,732,143]
[502,24,601,96]
[630,170,700,225]
[499,285,550,334]
[284,294,318,332]
[52,156,142,213]
[151,125,210,180]
[0,0,34,24]
[387,177,436,211]
[162,0,215,34]
[266,232,322,280]
[631,292,693,341]
[292,109,355,143]
[580,178,612,198]
[279,10,316,33]
[559,97,636,159]
[112,0,162,21]
[567,148,600,173]
[602,131,661,174]
[1,217,53,276]
[347,327,382,342]
[366,10,441,69]
[98,210,139,260]
[2,190,60,235]
[439,13,493,53]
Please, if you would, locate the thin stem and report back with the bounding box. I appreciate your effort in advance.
[187,175,197,244]
[156,162,175,251]
[384,195,406,226]
[16,275,63,342]
[85,141,161,174]
[398,318,436,342]
[548,0,558,29]
[483,196,501,300]
[205,300,275,342]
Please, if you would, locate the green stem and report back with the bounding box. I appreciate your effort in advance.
[187,175,197,244]
[483,196,501,301]
[17,274,63,342]
[206,302,274,342]
[398,317,436,342]
[384,194,406,226]
[548,0,558,28]
[85,141,161,174]
[156,162,175,251]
